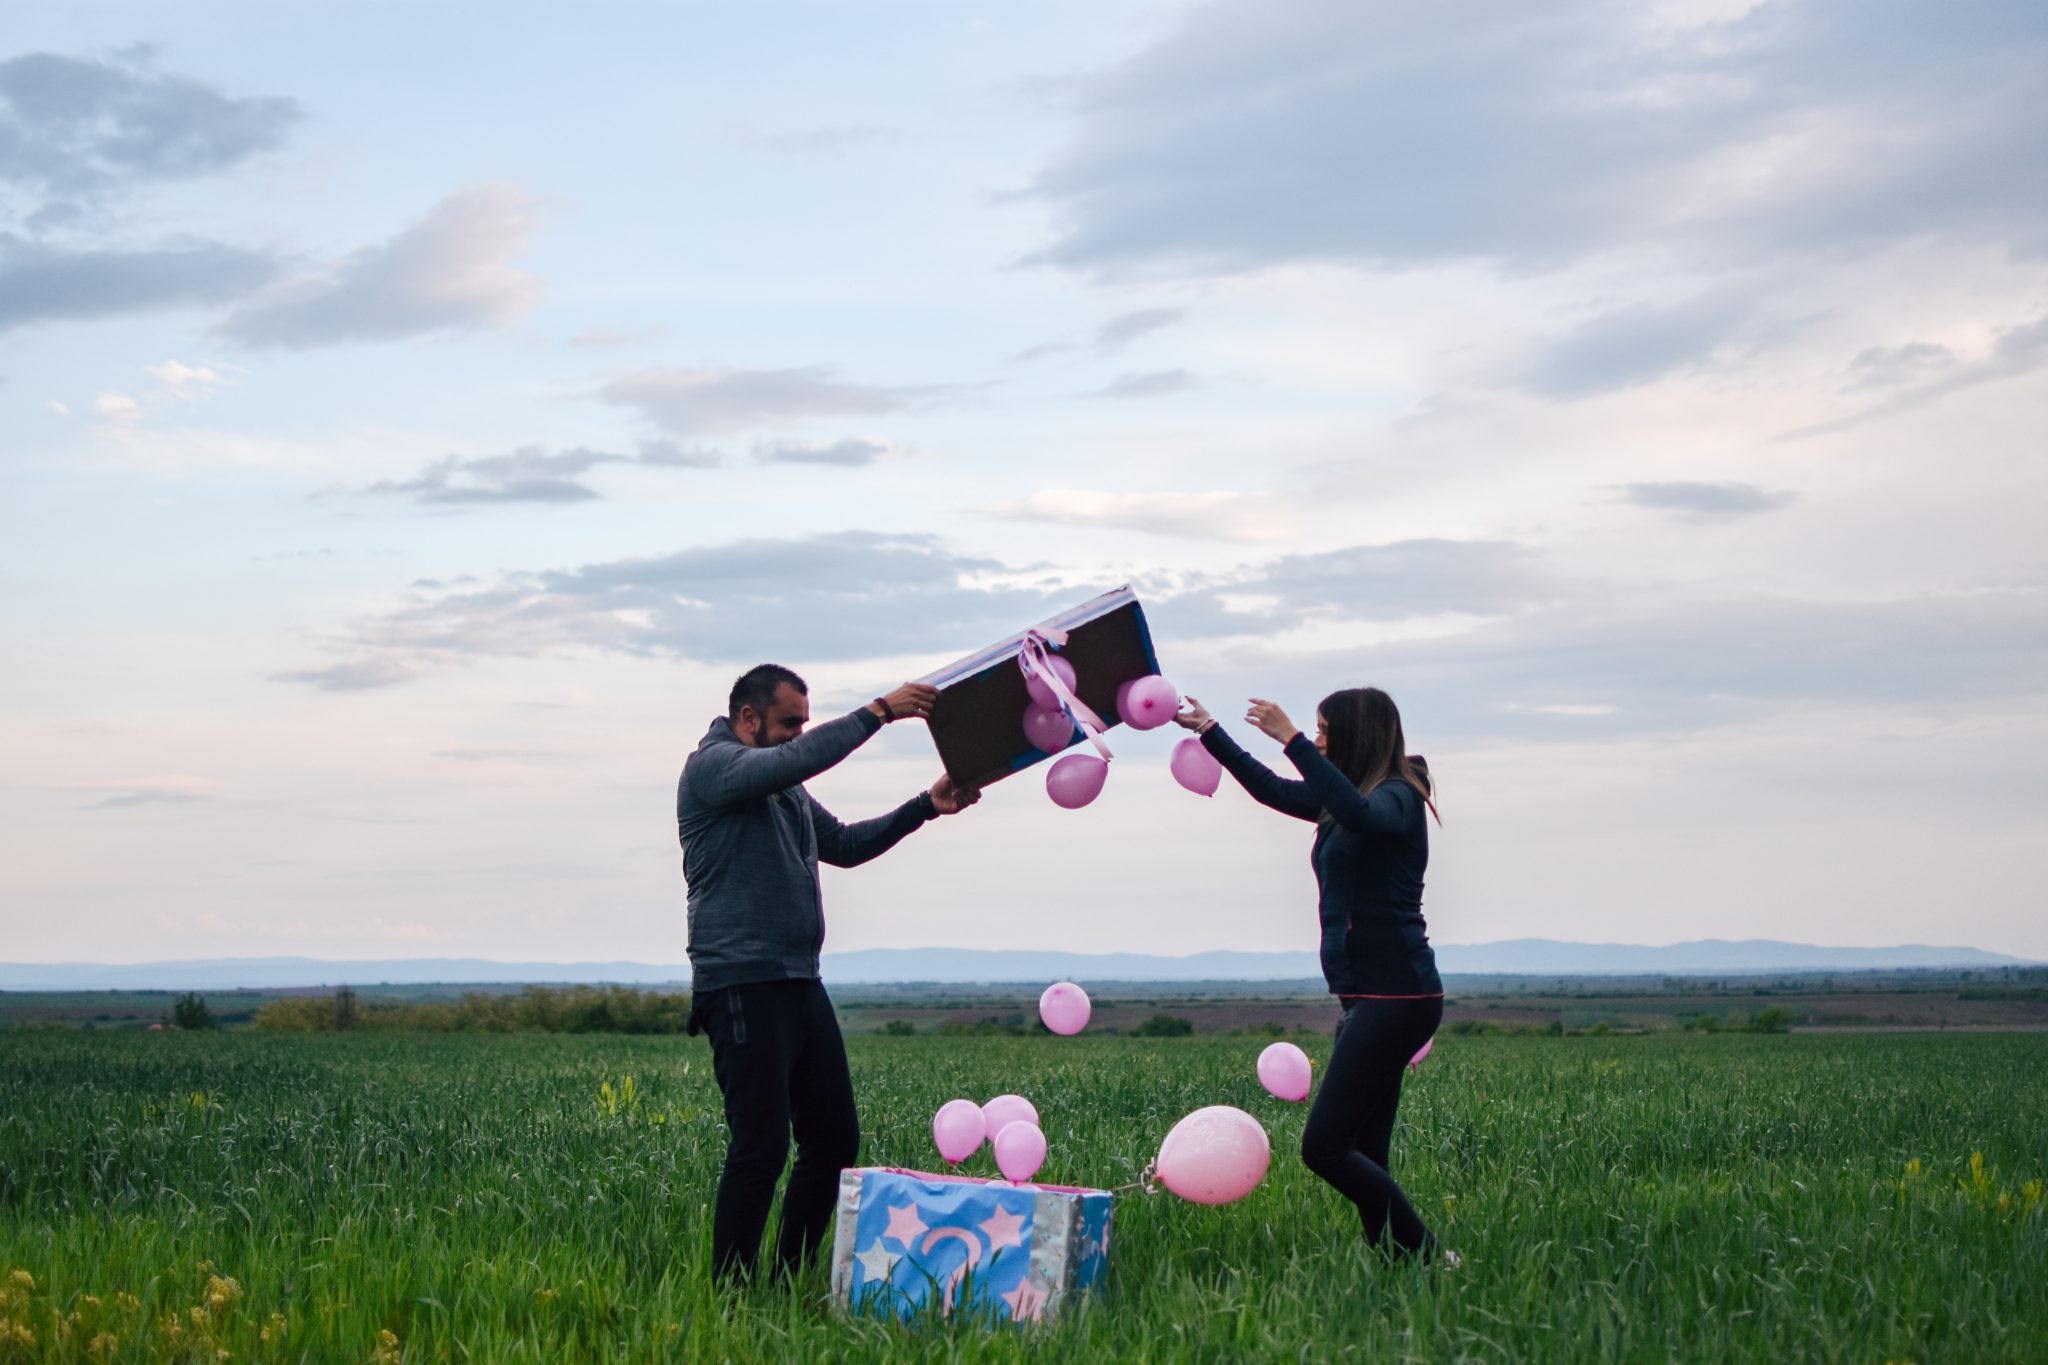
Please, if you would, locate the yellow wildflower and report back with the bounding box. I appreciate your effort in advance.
[89,1331,119,1357]
[196,1260,216,1275]
[6,1271,30,1292]
[1,1321,35,1348]
[204,1275,242,1311]
[371,1326,403,1364]
[1903,1158,1922,1177]
[260,1312,287,1344]
[115,1293,141,1312]
[77,1295,100,1312]
[1969,1151,1992,1195]
[534,1287,559,1305]
[2023,1179,2044,1208]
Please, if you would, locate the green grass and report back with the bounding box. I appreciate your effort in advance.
[1,1029,2043,1362]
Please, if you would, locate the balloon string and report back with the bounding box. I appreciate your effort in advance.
[1019,630,1114,761]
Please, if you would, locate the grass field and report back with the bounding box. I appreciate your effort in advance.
[1,1029,2043,1362]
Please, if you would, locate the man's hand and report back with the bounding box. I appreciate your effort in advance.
[869,682,938,723]
[1246,698,1299,745]
[929,773,981,815]
[1173,694,1216,733]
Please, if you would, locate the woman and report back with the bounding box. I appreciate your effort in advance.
[1175,686,1450,1262]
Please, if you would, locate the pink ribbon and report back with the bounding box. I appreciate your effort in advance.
[1018,628,1114,761]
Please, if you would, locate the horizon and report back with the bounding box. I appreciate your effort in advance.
[4,2,2045,965]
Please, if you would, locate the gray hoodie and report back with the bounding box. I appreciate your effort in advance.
[677,707,935,992]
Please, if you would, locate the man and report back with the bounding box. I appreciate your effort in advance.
[677,662,978,1284]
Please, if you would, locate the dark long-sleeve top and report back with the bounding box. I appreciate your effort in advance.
[677,709,936,992]
[1200,724,1441,998]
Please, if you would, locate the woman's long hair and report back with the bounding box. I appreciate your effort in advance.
[1317,686,1436,822]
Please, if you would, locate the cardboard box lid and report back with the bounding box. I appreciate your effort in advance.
[916,587,1160,790]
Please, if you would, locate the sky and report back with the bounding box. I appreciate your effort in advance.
[2,0,2044,967]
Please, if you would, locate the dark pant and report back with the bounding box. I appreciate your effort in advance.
[693,978,859,1282]
[1300,995,1444,1256]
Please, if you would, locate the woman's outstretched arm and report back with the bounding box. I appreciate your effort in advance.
[1176,695,1321,821]
[1283,735,1416,834]
[1242,697,1416,834]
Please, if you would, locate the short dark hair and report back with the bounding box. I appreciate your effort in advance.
[728,664,807,723]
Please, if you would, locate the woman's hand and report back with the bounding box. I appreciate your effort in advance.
[1245,698,1300,745]
[1173,695,1215,732]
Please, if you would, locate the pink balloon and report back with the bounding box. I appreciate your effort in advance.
[1021,703,1077,754]
[1118,674,1179,731]
[993,1120,1048,1183]
[932,1098,987,1164]
[1023,654,1078,710]
[1038,981,1091,1036]
[982,1094,1040,1136]
[1409,1035,1434,1069]
[1256,1042,1312,1101]
[1045,752,1108,809]
[1169,736,1223,797]
[1155,1105,1271,1205]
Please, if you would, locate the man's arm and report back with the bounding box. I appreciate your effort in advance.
[806,773,974,871]
[685,681,940,809]
[687,708,884,808]
[809,791,934,868]
[809,775,979,868]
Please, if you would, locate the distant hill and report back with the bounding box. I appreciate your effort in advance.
[0,939,2030,991]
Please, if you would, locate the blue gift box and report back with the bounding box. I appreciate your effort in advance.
[828,1167,1114,1323]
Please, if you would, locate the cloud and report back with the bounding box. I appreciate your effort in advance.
[347,441,718,506]
[60,773,222,810]
[93,390,139,423]
[0,233,276,332]
[1095,307,1185,349]
[275,532,1064,687]
[1786,311,2048,439]
[1024,0,2048,276]
[279,533,1547,689]
[1154,537,1554,639]
[86,790,207,810]
[270,656,421,692]
[1846,340,1957,391]
[1334,587,2048,737]
[1519,295,1750,397]
[599,364,939,436]
[1618,481,1796,520]
[752,437,893,467]
[146,359,228,392]
[1083,368,1201,399]
[978,489,1305,542]
[0,50,299,202]
[215,185,543,348]
[275,530,2048,741]
[567,324,669,349]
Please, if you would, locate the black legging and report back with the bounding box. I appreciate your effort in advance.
[1300,995,1443,1256]
[694,978,860,1281]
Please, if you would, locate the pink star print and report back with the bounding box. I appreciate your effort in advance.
[881,1202,928,1247]
[978,1205,1026,1251]
[1000,1277,1049,1322]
